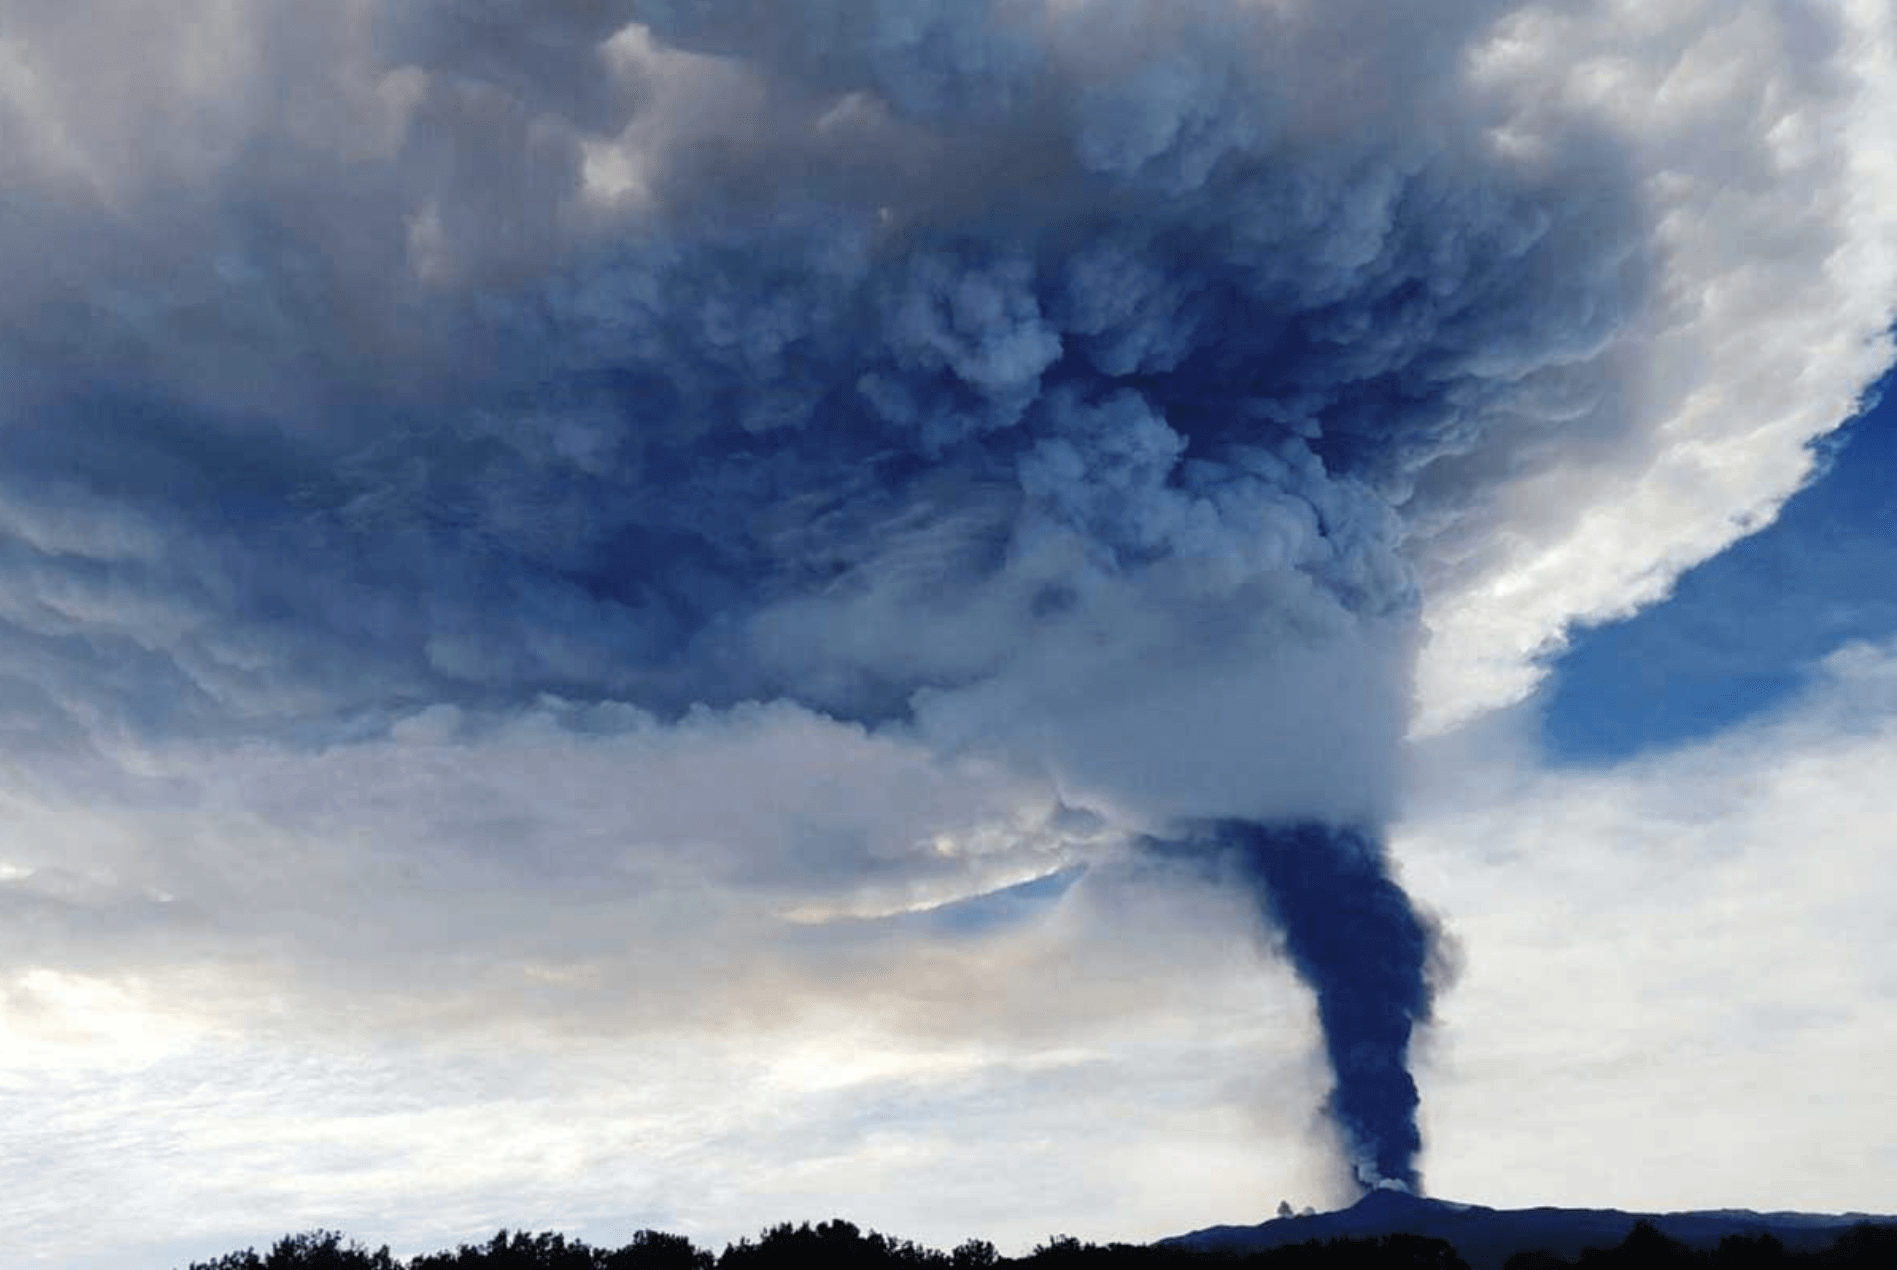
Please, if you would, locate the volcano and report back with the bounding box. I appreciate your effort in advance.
[1168,1192,1896,1270]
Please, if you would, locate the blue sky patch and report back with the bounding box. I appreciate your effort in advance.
[1538,373,1897,764]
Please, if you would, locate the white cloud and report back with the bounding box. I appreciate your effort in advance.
[1415,0,1897,732]
[1403,639,1897,1209]
[0,709,1344,1263]
[11,643,1897,1265]
[0,700,1108,1035]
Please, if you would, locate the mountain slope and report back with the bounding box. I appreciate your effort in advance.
[1168,1191,1896,1269]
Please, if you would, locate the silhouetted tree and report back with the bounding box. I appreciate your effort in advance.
[185,1250,265,1270]
[952,1238,999,1270]
[174,1211,1897,1270]
[1503,1251,1572,1270]
[1711,1232,1785,1269]
[718,1218,948,1270]
[1814,1223,1897,1269]
[1373,1233,1470,1269]
[408,1228,600,1270]
[1025,1234,1095,1269]
[184,1230,397,1270]
[602,1229,717,1270]
[1575,1221,1698,1270]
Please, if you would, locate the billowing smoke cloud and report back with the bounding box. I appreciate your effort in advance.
[0,0,1893,1209]
[1145,816,1443,1190]
[0,0,1651,760]
[1225,822,1440,1191]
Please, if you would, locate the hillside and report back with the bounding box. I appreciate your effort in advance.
[1168,1190,1896,1270]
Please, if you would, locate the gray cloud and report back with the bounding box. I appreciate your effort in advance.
[0,0,1657,780]
[0,0,1893,1240]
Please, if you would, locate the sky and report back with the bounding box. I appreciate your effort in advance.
[1,1,1895,1267]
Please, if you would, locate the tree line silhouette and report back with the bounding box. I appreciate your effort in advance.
[180,1216,1897,1270]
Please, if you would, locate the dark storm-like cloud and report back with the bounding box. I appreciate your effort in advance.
[0,0,1648,765]
[4,0,1891,1202]
[0,0,1655,1195]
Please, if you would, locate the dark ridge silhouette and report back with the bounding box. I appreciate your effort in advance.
[1171,1191,1897,1270]
[176,1204,1897,1270]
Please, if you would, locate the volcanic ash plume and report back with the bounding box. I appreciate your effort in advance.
[4,0,1891,1196]
[1225,822,1440,1192]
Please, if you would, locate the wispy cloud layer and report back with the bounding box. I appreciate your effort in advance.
[9,639,1896,1266]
